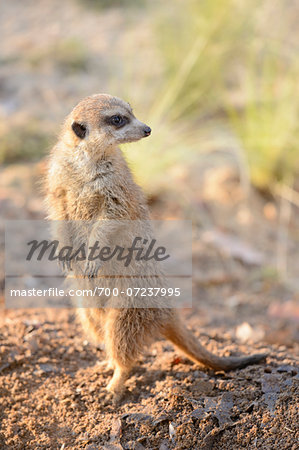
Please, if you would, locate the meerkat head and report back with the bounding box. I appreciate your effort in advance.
[64,94,151,157]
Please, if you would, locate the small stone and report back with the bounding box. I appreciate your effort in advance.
[159,442,169,450]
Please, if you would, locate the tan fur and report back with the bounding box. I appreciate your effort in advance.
[45,94,266,402]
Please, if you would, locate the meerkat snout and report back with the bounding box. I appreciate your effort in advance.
[143,125,151,136]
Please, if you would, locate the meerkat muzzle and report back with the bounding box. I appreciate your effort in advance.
[143,126,151,136]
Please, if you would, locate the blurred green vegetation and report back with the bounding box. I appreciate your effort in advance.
[1,0,298,194]
[227,53,299,188]
[78,0,145,9]
[149,0,251,122]
[28,38,88,73]
[0,121,51,164]
[124,0,255,191]
[124,0,299,193]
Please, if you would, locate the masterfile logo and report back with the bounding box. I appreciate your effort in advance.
[5,219,192,309]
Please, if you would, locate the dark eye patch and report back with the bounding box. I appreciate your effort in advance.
[105,115,129,128]
[72,122,87,139]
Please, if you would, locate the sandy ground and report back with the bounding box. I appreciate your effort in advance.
[0,304,298,450]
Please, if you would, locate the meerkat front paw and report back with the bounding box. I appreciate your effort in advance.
[59,257,73,273]
[83,260,102,278]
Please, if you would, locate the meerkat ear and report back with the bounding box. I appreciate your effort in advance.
[72,121,87,139]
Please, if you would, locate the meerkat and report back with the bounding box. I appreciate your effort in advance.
[46,94,267,402]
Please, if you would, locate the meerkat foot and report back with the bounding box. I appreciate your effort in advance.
[109,390,125,406]
[97,359,114,371]
[106,365,130,404]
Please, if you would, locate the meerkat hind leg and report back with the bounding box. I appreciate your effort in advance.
[77,306,115,371]
[104,309,155,403]
[77,305,104,343]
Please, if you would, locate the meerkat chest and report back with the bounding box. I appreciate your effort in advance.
[66,190,103,220]
[80,159,120,195]
[75,159,128,217]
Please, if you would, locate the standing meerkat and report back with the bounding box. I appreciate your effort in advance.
[46,94,266,402]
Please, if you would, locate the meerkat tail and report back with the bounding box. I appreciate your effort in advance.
[162,319,267,371]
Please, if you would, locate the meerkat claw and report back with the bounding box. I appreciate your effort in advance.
[60,258,72,273]
[83,261,100,278]
[106,386,126,406]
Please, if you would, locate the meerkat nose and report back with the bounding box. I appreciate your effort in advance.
[143,126,151,136]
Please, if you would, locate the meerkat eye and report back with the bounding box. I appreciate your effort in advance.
[110,115,125,127]
[72,122,87,139]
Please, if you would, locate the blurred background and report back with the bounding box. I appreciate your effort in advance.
[0,3,298,446]
[0,0,298,340]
